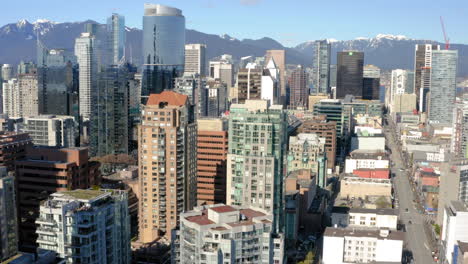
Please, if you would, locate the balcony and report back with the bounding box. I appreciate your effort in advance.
[37,239,57,246]
[36,218,56,226]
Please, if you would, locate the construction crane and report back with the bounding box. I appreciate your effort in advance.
[440,16,450,50]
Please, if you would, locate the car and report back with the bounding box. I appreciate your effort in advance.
[408,220,412,224]
[405,208,409,212]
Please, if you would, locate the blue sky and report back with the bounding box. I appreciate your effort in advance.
[4,0,468,47]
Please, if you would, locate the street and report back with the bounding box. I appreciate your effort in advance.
[384,117,435,264]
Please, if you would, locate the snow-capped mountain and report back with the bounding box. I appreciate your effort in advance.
[0,20,467,76]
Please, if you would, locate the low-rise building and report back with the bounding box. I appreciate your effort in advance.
[352,168,390,179]
[456,241,468,264]
[36,189,131,264]
[172,204,284,263]
[331,208,397,230]
[340,176,392,200]
[345,150,389,174]
[350,131,385,152]
[322,227,404,264]
[287,133,326,174]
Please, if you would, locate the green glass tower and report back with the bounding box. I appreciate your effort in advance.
[226,100,287,233]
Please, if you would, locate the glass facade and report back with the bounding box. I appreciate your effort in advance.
[107,13,125,65]
[37,44,78,117]
[429,50,457,124]
[314,40,331,94]
[142,4,185,99]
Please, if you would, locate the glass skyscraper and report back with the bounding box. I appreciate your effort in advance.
[107,13,125,65]
[142,4,185,100]
[336,51,364,99]
[428,50,458,124]
[37,42,78,116]
[313,40,331,94]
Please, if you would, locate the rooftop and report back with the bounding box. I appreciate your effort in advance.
[55,189,107,201]
[147,91,188,107]
[349,208,397,216]
[211,205,237,213]
[324,227,404,241]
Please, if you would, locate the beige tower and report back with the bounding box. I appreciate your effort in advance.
[138,91,197,243]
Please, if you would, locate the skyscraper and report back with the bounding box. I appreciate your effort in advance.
[107,13,126,65]
[0,167,17,261]
[265,50,286,104]
[336,51,364,99]
[184,44,206,77]
[1,74,38,118]
[389,69,416,113]
[196,118,228,205]
[75,32,97,120]
[226,100,287,233]
[414,44,440,112]
[289,65,308,108]
[313,40,331,94]
[428,50,458,124]
[138,91,197,243]
[36,189,131,263]
[37,44,77,116]
[142,4,185,98]
[90,63,131,157]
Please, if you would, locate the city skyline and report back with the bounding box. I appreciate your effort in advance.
[2,0,468,46]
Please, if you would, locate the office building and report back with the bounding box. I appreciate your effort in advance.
[75,32,97,120]
[197,119,228,205]
[226,100,287,233]
[107,13,125,65]
[90,64,131,157]
[363,64,380,79]
[313,40,331,94]
[1,65,13,81]
[36,189,131,264]
[0,167,17,261]
[138,91,197,243]
[23,115,76,147]
[261,58,280,105]
[37,44,77,116]
[313,99,350,139]
[235,65,262,103]
[142,4,185,97]
[0,131,32,172]
[209,60,234,96]
[205,79,227,117]
[185,44,206,77]
[441,201,468,264]
[362,77,380,100]
[298,118,337,169]
[16,146,100,252]
[336,51,364,99]
[287,133,326,174]
[414,44,440,112]
[428,50,457,124]
[289,65,308,108]
[322,227,404,264]
[265,50,286,104]
[172,204,284,264]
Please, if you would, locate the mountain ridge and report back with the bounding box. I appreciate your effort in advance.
[1,19,467,76]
